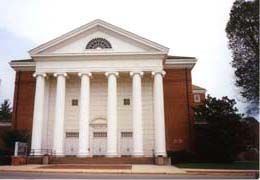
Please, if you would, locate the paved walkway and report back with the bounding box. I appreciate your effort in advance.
[0,164,186,174]
[0,164,258,177]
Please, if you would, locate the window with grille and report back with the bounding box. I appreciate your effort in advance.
[121,132,133,137]
[194,94,201,103]
[123,98,130,105]
[66,132,79,138]
[72,99,78,106]
[93,132,107,137]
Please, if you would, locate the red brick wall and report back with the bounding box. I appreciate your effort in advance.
[163,69,193,152]
[12,71,35,134]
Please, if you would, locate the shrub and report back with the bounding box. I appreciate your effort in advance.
[167,150,197,164]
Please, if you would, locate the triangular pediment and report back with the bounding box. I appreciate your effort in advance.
[29,19,169,56]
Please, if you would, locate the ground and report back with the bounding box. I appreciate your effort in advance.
[0,172,258,179]
[175,161,259,170]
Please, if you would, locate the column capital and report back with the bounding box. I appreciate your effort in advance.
[33,73,47,78]
[152,71,166,77]
[54,73,68,77]
[105,72,119,77]
[130,71,144,77]
[78,72,92,77]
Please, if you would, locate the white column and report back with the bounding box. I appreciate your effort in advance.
[53,73,67,156]
[77,72,92,157]
[152,71,167,157]
[130,71,144,156]
[30,73,46,156]
[105,72,119,157]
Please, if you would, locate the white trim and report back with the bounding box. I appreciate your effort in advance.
[193,89,206,94]
[31,51,167,61]
[9,61,35,71]
[29,19,169,55]
[164,58,197,69]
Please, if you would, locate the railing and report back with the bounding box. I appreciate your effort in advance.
[29,149,56,157]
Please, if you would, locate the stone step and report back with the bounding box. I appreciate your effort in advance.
[49,157,154,164]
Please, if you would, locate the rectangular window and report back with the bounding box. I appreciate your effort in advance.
[194,94,201,103]
[93,132,107,137]
[123,98,130,105]
[121,132,133,137]
[72,99,78,106]
[66,132,79,138]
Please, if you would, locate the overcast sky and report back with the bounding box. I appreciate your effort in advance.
[0,0,248,114]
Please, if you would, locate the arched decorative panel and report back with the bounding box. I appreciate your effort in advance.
[86,38,112,49]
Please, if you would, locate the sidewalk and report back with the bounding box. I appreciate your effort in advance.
[0,164,258,176]
[0,164,186,174]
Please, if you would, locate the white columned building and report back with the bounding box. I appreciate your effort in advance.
[8,19,199,158]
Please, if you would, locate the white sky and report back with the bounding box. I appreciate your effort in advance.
[0,0,248,114]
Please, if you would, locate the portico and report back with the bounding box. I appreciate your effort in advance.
[31,69,166,157]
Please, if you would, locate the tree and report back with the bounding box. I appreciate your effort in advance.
[226,0,259,115]
[193,95,246,162]
[0,129,30,155]
[0,100,12,121]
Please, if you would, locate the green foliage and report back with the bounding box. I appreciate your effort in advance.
[226,0,259,115]
[167,150,197,164]
[0,129,30,155]
[193,95,246,162]
[0,100,12,121]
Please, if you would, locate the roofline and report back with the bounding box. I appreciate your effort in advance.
[164,58,197,69]
[9,61,35,71]
[29,19,169,55]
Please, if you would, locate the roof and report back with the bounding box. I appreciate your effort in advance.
[10,59,33,63]
[29,19,169,55]
[167,55,196,60]
[192,85,206,93]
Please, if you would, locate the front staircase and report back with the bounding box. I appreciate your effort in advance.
[27,156,154,165]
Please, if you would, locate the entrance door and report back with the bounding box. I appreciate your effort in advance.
[65,137,79,156]
[120,132,133,156]
[92,132,107,156]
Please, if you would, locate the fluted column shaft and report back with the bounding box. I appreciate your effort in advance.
[152,71,166,157]
[30,73,46,156]
[130,71,144,156]
[105,72,119,157]
[53,73,67,156]
[77,72,92,157]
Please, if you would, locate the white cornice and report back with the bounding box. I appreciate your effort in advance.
[193,89,207,94]
[32,52,167,61]
[29,19,169,55]
[164,58,197,69]
[9,61,35,71]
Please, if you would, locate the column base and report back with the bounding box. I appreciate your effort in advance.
[77,153,91,158]
[155,152,167,157]
[132,152,144,157]
[106,152,119,157]
[54,151,65,157]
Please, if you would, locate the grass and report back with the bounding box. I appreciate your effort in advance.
[174,161,259,170]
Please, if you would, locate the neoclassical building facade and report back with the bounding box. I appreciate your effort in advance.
[10,19,205,158]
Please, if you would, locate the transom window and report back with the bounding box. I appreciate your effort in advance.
[121,132,133,137]
[86,38,112,49]
[66,132,79,138]
[93,132,107,137]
